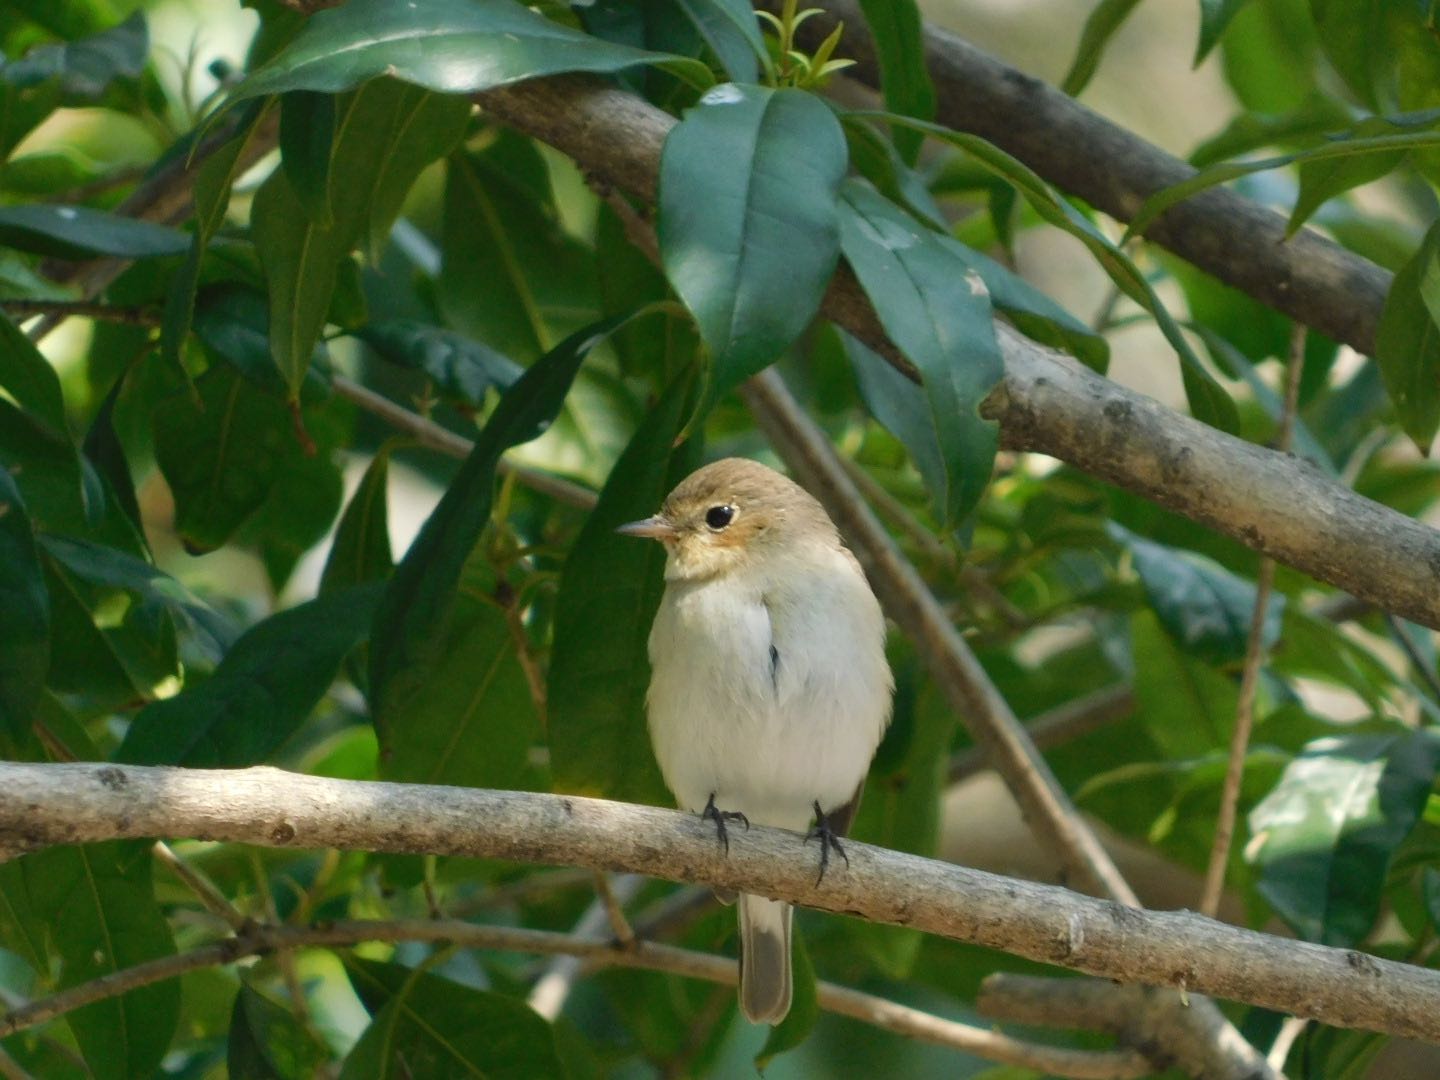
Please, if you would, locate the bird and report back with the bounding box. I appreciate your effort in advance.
[617,457,893,1025]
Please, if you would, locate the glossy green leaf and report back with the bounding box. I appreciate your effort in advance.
[279,90,338,226]
[549,369,700,805]
[1376,219,1440,453]
[0,470,49,743]
[227,983,328,1080]
[321,448,394,595]
[1129,610,1237,760]
[1196,0,1253,63]
[369,315,633,737]
[674,0,765,82]
[754,934,818,1068]
[22,841,178,1080]
[254,79,470,397]
[0,311,65,433]
[439,133,597,364]
[1249,729,1440,945]
[341,959,564,1079]
[227,0,709,105]
[381,564,537,790]
[1061,0,1142,95]
[856,0,935,163]
[659,83,848,418]
[116,583,380,767]
[0,203,186,259]
[353,320,523,406]
[1111,523,1283,666]
[838,179,1001,526]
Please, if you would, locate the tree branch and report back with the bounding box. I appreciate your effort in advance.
[775,0,1390,356]
[947,685,1135,786]
[476,75,1440,631]
[2,762,1437,1044]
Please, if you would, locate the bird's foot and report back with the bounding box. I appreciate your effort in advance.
[804,800,849,886]
[701,793,749,854]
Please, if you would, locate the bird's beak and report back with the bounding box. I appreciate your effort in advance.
[616,515,678,540]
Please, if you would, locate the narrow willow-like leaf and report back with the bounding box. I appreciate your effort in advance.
[659,83,848,420]
[856,0,936,162]
[674,0,766,82]
[1376,219,1440,453]
[320,448,395,595]
[0,203,185,259]
[548,368,700,806]
[1061,0,1142,96]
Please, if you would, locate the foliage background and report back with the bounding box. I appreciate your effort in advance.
[1,0,1439,1076]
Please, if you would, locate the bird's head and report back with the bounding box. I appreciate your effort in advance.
[617,458,833,581]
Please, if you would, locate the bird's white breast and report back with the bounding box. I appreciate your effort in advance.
[646,544,892,833]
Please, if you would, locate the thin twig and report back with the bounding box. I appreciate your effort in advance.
[0,1044,33,1080]
[592,871,637,948]
[1199,324,1306,919]
[152,841,251,932]
[1384,612,1440,702]
[0,300,162,326]
[250,853,323,1056]
[0,917,1148,1078]
[527,874,644,1020]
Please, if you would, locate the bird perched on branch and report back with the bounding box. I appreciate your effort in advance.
[619,457,893,1024]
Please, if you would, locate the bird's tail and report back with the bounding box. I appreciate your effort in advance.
[738,894,792,1024]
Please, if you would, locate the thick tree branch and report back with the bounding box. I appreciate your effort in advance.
[775,0,1390,355]
[2,762,1438,1044]
[476,76,1440,630]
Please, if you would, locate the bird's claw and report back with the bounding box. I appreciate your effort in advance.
[804,799,848,886]
[701,793,749,854]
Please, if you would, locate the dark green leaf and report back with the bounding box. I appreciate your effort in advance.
[0,203,187,259]
[1376,219,1440,453]
[228,983,328,1080]
[549,368,700,805]
[1289,118,1410,235]
[116,584,380,766]
[239,447,346,591]
[353,320,523,406]
[1,11,147,96]
[659,83,848,418]
[856,0,936,162]
[227,0,710,104]
[22,841,178,1080]
[439,135,598,364]
[0,311,65,433]
[369,314,634,736]
[82,372,143,535]
[1129,610,1236,760]
[838,179,1001,526]
[279,90,338,226]
[754,934,818,1069]
[341,958,564,1079]
[1060,0,1142,96]
[0,469,49,743]
[674,0,764,82]
[1196,0,1253,63]
[1249,729,1440,945]
[1111,523,1283,666]
[321,447,394,595]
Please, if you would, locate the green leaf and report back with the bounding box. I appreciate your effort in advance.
[1196,0,1253,63]
[0,311,65,433]
[0,203,187,259]
[754,934,818,1068]
[0,11,147,96]
[380,564,538,790]
[353,320,523,406]
[1061,0,1142,95]
[82,372,143,535]
[674,0,765,83]
[279,90,338,227]
[0,469,49,744]
[838,179,1001,526]
[856,0,936,162]
[1376,219,1440,453]
[22,841,178,1080]
[438,133,598,364]
[238,446,346,592]
[1111,523,1283,666]
[369,314,634,737]
[549,369,700,805]
[658,83,848,418]
[116,583,380,767]
[226,0,710,104]
[341,958,565,1079]
[321,447,395,595]
[1249,729,1440,945]
[254,79,470,397]
[1129,610,1237,760]
[228,983,328,1080]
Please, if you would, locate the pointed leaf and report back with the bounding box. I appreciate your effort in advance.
[353,320,523,406]
[549,369,700,805]
[0,470,49,743]
[1376,219,1440,453]
[0,203,187,259]
[228,983,328,1080]
[674,0,765,82]
[321,448,395,595]
[1195,0,1253,63]
[659,83,848,417]
[856,0,936,162]
[116,584,381,767]
[226,0,710,104]
[1061,0,1142,95]
[838,179,1001,526]
[0,311,65,433]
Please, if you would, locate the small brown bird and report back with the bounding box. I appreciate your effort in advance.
[618,458,893,1024]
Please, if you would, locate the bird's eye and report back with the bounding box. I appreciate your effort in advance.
[705,505,735,530]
